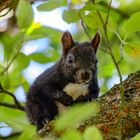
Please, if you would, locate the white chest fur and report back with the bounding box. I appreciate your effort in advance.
[63,83,88,100]
[55,83,89,113]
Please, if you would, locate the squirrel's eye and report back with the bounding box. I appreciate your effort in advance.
[67,54,74,64]
[94,59,98,63]
[68,59,73,63]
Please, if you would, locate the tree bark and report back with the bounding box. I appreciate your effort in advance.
[38,70,140,140]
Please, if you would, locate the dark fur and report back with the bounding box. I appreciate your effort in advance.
[26,32,100,130]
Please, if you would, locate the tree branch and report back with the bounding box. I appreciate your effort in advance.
[37,70,140,139]
[0,83,25,111]
[0,132,21,139]
[0,102,18,109]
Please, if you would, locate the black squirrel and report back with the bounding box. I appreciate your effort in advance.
[26,31,100,130]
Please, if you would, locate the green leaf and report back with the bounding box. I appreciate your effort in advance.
[37,0,66,11]
[0,107,28,130]
[16,0,33,29]
[63,10,80,23]
[83,126,103,140]
[16,52,30,70]
[25,26,61,41]
[82,11,116,31]
[0,32,25,60]
[123,11,140,33]
[82,1,101,11]
[0,33,13,59]
[98,63,114,78]
[30,51,59,63]
[11,32,25,49]
[1,73,10,89]
[54,102,100,130]
[22,79,30,92]
[61,130,82,140]
[30,53,48,63]
[95,0,103,3]
[17,125,36,140]
[131,133,140,140]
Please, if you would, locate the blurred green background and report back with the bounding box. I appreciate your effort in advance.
[0,0,140,139]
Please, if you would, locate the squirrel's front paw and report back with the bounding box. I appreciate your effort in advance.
[36,116,49,131]
[59,93,73,106]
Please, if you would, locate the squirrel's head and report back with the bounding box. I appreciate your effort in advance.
[61,31,100,84]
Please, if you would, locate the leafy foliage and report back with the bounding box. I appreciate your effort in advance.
[0,0,140,139]
[123,11,140,34]
[54,102,101,140]
[63,9,80,23]
[16,0,34,29]
[37,0,67,11]
[54,102,100,130]
[83,126,103,140]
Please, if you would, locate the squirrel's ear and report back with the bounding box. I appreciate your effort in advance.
[91,32,100,53]
[61,31,74,55]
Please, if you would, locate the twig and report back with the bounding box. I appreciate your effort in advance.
[91,0,125,139]
[0,83,25,111]
[117,44,123,64]
[0,132,21,139]
[105,0,112,26]
[79,12,109,54]
[0,102,17,109]
[0,49,20,76]
[115,32,127,64]
[81,5,125,134]
[80,15,92,40]
[91,0,125,100]
[91,0,109,44]
[100,1,129,19]
[99,47,110,54]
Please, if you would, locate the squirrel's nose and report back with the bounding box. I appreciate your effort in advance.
[81,71,90,81]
